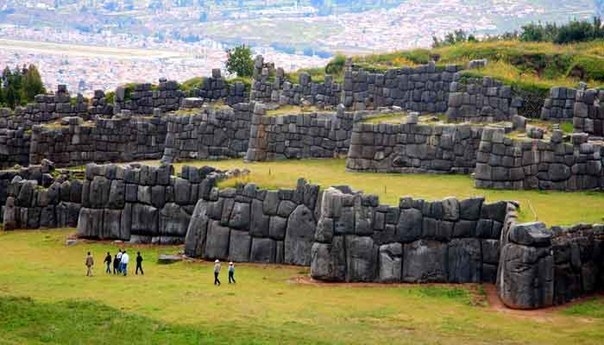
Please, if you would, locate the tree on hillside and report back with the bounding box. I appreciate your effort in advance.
[0,64,45,109]
[225,45,254,77]
[22,64,45,101]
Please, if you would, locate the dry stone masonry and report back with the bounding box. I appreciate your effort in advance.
[76,163,221,244]
[188,69,249,105]
[346,118,484,174]
[497,213,604,309]
[244,103,356,161]
[29,115,167,167]
[343,62,461,112]
[310,187,506,283]
[573,88,604,136]
[184,178,320,265]
[540,87,577,120]
[446,77,521,122]
[114,80,184,115]
[475,128,604,190]
[250,56,342,107]
[161,103,251,163]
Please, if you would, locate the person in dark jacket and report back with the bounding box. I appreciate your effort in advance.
[135,252,144,275]
[113,250,121,274]
[104,252,112,274]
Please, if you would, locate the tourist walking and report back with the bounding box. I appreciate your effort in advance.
[85,252,94,277]
[121,250,130,276]
[104,252,112,274]
[213,259,221,286]
[228,262,236,284]
[135,252,144,275]
[114,249,122,274]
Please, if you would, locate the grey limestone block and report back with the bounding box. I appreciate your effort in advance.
[159,203,191,238]
[184,199,209,258]
[378,243,403,282]
[498,243,554,309]
[284,204,316,266]
[447,238,482,283]
[346,235,378,282]
[203,220,230,260]
[310,237,347,282]
[402,240,447,283]
[250,237,276,263]
[228,230,251,262]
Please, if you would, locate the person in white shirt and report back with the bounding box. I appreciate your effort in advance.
[213,259,221,286]
[120,250,130,276]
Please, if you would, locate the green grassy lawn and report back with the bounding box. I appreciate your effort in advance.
[148,158,604,226]
[0,229,603,345]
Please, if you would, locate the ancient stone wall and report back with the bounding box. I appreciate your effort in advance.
[475,128,604,190]
[540,87,576,120]
[114,80,184,115]
[184,178,320,265]
[0,128,31,170]
[0,161,57,223]
[250,56,341,107]
[2,177,82,230]
[497,215,603,309]
[76,163,219,244]
[446,77,521,122]
[161,103,251,163]
[29,115,167,167]
[346,120,484,174]
[188,69,249,105]
[573,88,603,136]
[310,187,508,283]
[244,103,356,161]
[342,62,462,112]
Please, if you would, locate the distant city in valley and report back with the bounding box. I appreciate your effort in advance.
[0,0,602,96]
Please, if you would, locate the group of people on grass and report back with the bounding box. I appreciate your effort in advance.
[84,249,144,277]
[85,250,237,284]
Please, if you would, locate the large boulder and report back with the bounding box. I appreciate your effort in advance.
[402,240,447,283]
[250,237,276,263]
[310,236,346,282]
[498,243,554,309]
[184,199,209,258]
[508,222,552,247]
[229,202,251,230]
[229,230,251,262]
[378,243,403,282]
[203,220,230,260]
[249,199,269,237]
[447,238,482,283]
[159,203,191,238]
[346,236,378,282]
[130,203,158,237]
[77,208,104,238]
[284,205,316,266]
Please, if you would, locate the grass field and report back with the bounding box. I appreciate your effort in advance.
[0,229,603,345]
[143,158,604,226]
